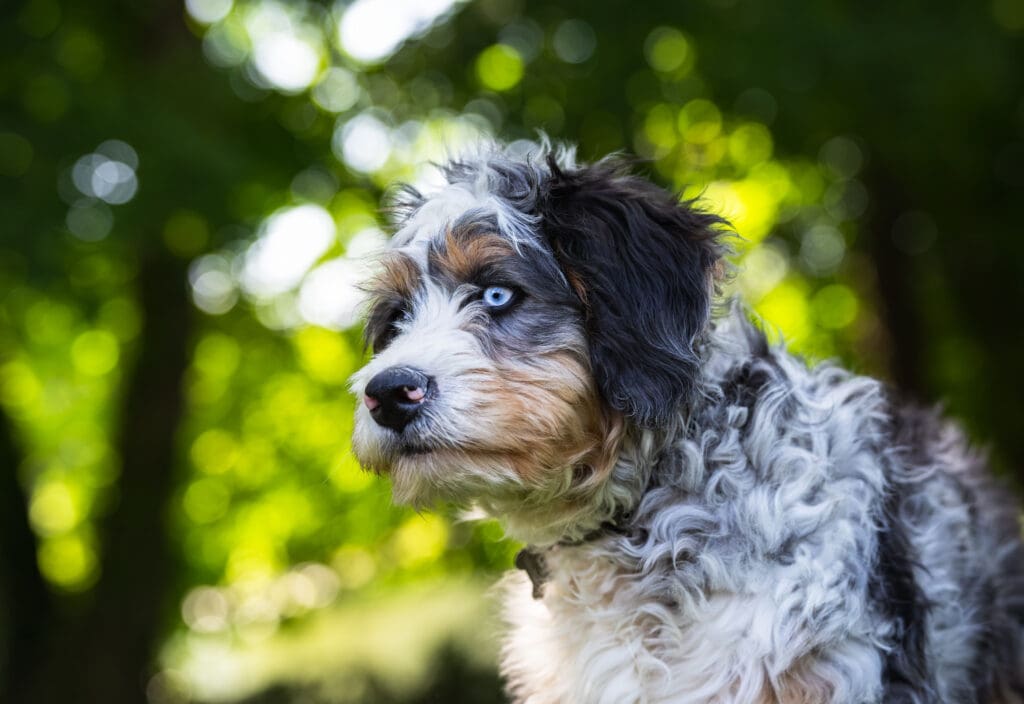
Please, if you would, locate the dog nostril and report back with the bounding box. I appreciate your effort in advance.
[364,367,433,433]
[403,386,425,402]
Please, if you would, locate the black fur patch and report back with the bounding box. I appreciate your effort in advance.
[537,156,728,427]
[874,403,939,702]
[870,491,936,702]
[718,321,783,423]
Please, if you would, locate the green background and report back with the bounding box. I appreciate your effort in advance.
[2,0,1022,701]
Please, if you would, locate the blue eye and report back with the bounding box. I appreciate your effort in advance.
[481,285,516,311]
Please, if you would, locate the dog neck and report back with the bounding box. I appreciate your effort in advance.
[483,419,665,545]
[508,418,684,597]
[514,514,633,599]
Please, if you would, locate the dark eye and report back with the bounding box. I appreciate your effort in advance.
[481,285,517,312]
[370,306,406,351]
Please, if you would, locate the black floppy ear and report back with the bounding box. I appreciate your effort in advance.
[538,156,728,427]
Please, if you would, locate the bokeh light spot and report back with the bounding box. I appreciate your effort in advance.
[644,27,693,74]
[819,136,864,179]
[294,563,340,608]
[338,0,459,63]
[728,123,774,168]
[91,160,135,202]
[56,27,105,78]
[183,477,232,524]
[30,479,82,535]
[475,44,524,92]
[189,255,238,315]
[738,243,789,302]
[66,200,114,242]
[193,333,241,379]
[679,99,722,144]
[0,361,43,409]
[182,586,231,632]
[332,545,377,589]
[729,179,781,243]
[186,0,233,25]
[252,32,321,93]
[330,454,373,493]
[311,67,361,113]
[71,330,120,376]
[25,299,75,345]
[813,284,859,329]
[757,279,811,343]
[552,19,596,64]
[72,151,138,205]
[163,210,210,257]
[641,104,678,155]
[294,327,355,385]
[699,181,745,231]
[191,429,241,475]
[96,139,138,168]
[38,534,98,591]
[499,19,544,61]
[334,113,392,173]
[800,225,846,275]
[241,204,337,297]
[392,514,449,569]
[202,21,248,67]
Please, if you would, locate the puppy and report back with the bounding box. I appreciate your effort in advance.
[351,143,1024,703]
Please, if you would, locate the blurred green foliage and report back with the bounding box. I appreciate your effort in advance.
[1,0,1021,702]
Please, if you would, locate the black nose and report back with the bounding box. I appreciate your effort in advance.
[364,367,432,433]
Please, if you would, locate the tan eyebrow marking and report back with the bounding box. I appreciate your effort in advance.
[368,250,421,300]
[430,226,516,282]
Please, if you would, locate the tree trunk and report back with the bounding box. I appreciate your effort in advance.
[31,248,192,703]
[0,404,53,702]
[862,165,928,401]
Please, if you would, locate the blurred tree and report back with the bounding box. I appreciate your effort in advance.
[1,0,311,700]
[0,404,51,700]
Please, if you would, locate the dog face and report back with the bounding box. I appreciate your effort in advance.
[351,147,725,518]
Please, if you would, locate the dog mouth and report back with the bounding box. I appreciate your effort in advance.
[395,440,435,456]
[384,426,443,457]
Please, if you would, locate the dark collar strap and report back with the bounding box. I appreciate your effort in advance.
[514,548,549,599]
[514,517,631,600]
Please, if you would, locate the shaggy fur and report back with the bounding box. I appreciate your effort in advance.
[351,142,1024,703]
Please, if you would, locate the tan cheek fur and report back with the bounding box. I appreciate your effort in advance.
[468,351,619,486]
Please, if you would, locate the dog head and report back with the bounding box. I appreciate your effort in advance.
[350,144,725,536]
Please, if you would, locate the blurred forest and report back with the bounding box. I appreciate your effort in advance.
[1,0,1022,702]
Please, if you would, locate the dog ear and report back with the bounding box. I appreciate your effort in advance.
[537,156,727,427]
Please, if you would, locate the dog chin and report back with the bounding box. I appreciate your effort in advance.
[359,440,526,507]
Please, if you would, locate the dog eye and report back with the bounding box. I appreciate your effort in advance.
[481,285,517,312]
[372,307,407,351]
